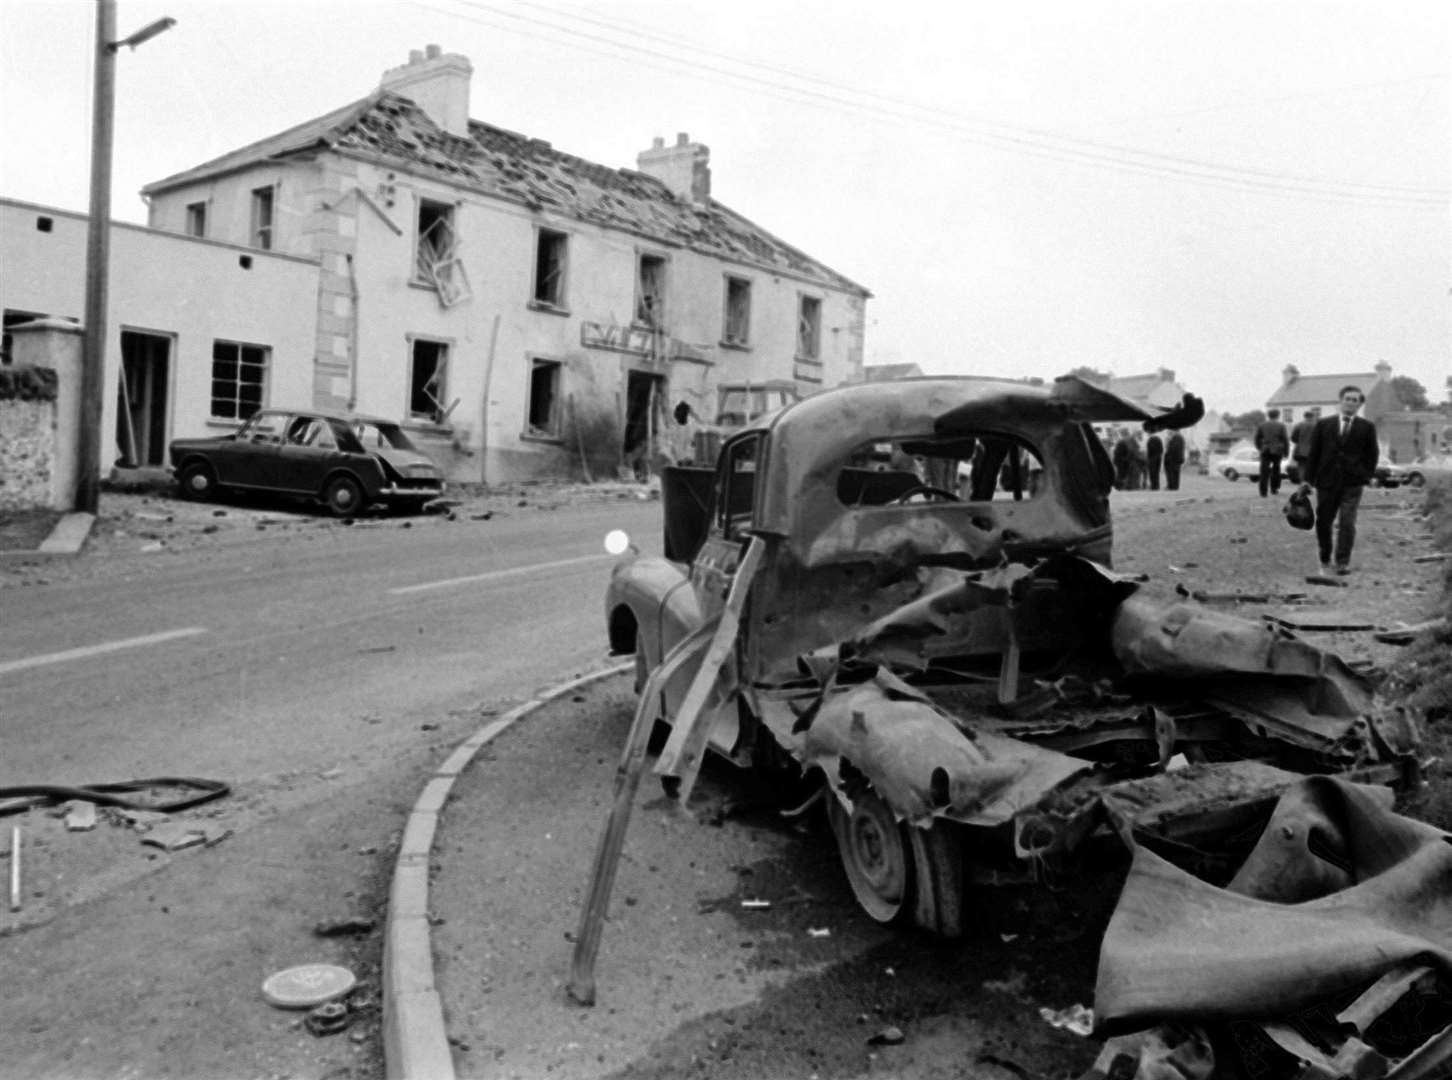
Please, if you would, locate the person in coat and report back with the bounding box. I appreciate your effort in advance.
[1302,386,1379,575]
[1112,431,1133,490]
[1163,432,1186,491]
[1254,408,1291,497]
[1145,433,1164,491]
[1289,408,1318,484]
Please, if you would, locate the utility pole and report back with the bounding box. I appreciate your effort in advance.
[78,0,117,514]
[78,0,174,513]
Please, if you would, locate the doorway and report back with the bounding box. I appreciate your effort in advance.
[116,330,171,468]
[622,370,666,480]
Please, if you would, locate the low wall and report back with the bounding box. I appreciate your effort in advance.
[0,366,59,512]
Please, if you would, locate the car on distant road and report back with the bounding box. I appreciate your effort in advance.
[1404,456,1452,488]
[1215,446,1261,481]
[168,408,445,516]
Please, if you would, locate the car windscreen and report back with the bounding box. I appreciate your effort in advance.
[836,434,1045,506]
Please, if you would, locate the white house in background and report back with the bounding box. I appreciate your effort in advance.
[140,45,871,483]
[0,197,319,470]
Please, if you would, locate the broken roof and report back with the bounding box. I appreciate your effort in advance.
[142,91,869,298]
[1268,372,1380,407]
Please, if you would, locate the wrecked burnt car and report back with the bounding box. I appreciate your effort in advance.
[602,376,1420,937]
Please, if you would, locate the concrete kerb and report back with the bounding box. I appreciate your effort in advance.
[0,511,95,559]
[383,661,633,1080]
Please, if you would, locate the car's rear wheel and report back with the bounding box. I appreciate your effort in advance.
[323,475,364,517]
[1224,468,1239,481]
[826,786,911,924]
[1407,471,1426,488]
[177,461,217,501]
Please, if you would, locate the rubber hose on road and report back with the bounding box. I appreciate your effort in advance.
[0,776,231,815]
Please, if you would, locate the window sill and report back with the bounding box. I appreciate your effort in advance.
[794,355,823,366]
[520,430,564,445]
[528,301,570,317]
[719,340,752,352]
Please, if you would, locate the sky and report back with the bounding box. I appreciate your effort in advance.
[1,0,1448,415]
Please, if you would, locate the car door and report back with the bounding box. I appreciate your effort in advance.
[215,410,285,488]
[274,416,341,494]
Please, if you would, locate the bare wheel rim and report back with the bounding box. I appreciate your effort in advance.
[827,787,909,923]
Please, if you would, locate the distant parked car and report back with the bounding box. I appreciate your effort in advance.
[1404,456,1452,488]
[168,408,445,516]
[1287,457,1406,488]
[1215,446,1261,481]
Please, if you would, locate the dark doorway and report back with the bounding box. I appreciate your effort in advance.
[117,331,171,467]
[622,370,665,480]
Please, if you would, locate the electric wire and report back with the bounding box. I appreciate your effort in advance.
[409,0,1448,209]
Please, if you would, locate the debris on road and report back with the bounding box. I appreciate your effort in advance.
[867,1025,906,1046]
[260,963,357,1009]
[1039,1004,1094,1037]
[64,801,97,831]
[1374,617,1448,644]
[303,1000,351,1036]
[139,823,206,852]
[313,916,376,937]
[739,899,771,910]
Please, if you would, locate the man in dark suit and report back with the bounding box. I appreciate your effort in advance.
[1302,385,1379,575]
[1163,431,1186,490]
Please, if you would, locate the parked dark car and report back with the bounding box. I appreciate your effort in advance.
[168,408,445,516]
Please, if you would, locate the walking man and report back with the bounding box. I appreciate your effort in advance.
[1290,408,1317,484]
[1254,408,1291,497]
[1302,386,1378,575]
[1145,432,1164,491]
[1163,431,1186,490]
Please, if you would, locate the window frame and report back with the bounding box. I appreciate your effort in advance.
[414,197,458,285]
[524,357,564,441]
[185,201,208,239]
[796,293,822,361]
[249,186,275,250]
[722,274,752,348]
[634,252,667,329]
[531,228,569,311]
[209,339,270,421]
[406,334,451,425]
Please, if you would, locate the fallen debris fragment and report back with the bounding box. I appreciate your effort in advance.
[140,823,206,852]
[1262,610,1376,632]
[1039,1004,1094,1036]
[313,916,376,937]
[807,927,831,938]
[261,963,357,1009]
[304,1000,350,1036]
[1373,617,1448,644]
[867,1025,905,1046]
[739,899,772,910]
[1413,552,1449,563]
[64,801,97,831]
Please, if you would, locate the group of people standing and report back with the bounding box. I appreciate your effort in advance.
[1110,429,1187,491]
[1257,389,1380,575]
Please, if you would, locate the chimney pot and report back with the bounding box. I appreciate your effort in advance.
[426,43,442,59]
[653,136,665,149]
[676,132,689,146]
[409,49,423,64]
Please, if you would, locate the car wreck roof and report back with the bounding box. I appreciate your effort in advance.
[749,377,1152,533]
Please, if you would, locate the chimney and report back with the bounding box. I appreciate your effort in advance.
[1157,367,1175,383]
[1374,359,1392,381]
[379,45,473,138]
[636,132,711,206]
[1282,363,1299,386]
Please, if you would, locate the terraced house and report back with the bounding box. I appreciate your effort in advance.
[143,45,870,483]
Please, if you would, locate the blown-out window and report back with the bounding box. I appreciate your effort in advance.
[635,253,666,328]
[526,359,561,438]
[533,229,568,308]
[723,276,751,346]
[249,187,274,250]
[408,338,448,422]
[796,295,821,360]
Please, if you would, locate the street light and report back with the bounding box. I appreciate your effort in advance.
[77,0,174,514]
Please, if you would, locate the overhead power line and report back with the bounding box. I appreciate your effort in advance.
[412,0,1449,209]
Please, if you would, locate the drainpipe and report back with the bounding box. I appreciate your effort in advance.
[346,254,360,410]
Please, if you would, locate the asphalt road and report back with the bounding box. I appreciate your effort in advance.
[0,492,661,1080]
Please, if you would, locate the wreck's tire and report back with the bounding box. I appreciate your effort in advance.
[827,787,910,924]
[909,823,967,938]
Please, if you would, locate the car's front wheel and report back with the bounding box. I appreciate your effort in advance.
[826,786,911,924]
[323,474,364,517]
[1224,469,1238,481]
[177,461,217,501]
[1407,471,1426,488]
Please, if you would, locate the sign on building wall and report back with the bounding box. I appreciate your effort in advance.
[580,321,659,356]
